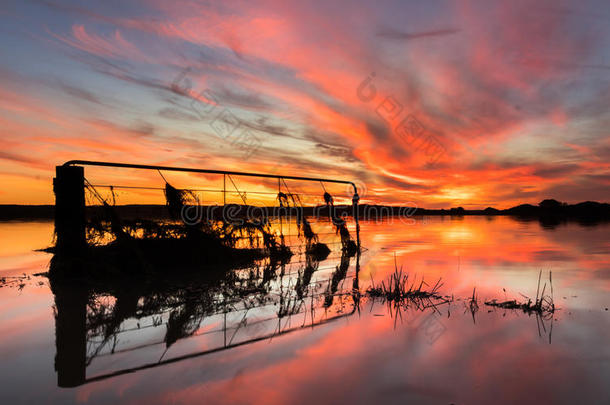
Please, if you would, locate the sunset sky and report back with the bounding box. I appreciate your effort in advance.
[1,0,609,207]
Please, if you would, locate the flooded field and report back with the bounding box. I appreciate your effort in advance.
[0,216,608,404]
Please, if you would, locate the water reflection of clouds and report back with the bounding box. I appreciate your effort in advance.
[0,217,609,404]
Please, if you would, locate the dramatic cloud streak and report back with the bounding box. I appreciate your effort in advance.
[0,0,609,206]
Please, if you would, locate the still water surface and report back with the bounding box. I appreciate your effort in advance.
[0,216,608,404]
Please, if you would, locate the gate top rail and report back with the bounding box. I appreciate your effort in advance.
[63,160,358,194]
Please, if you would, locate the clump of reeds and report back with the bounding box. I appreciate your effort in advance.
[277,192,297,208]
[469,287,479,313]
[222,219,291,259]
[306,242,331,261]
[277,191,289,208]
[365,258,446,309]
[334,221,358,255]
[324,251,351,307]
[295,255,319,300]
[277,280,304,318]
[165,181,286,256]
[222,221,264,248]
[164,182,198,220]
[366,271,444,303]
[277,190,324,253]
[323,191,334,218]
[84,182,129,245]
[321,191,358,255]
[81,181,294,265]
[297,212,318,247]
[466,287,479,323]
[294,206,333,258]
[164,297,206,348]
[484,270,555,317]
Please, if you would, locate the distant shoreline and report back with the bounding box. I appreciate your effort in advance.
[2,199,609,224]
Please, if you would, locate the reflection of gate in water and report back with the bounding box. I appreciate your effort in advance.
[51,249,360,387]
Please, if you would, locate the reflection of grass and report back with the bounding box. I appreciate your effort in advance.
[485,270,555,317]
[324,251,351,308]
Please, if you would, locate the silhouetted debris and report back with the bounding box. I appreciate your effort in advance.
[0,274,46,290]
[276,190,330,256]
[51,181,297,275]
[164,183,197,220]
[277,192,297,208]
[333,217,358,255]
[295,257,318,300]
[323,192,334,207]
[324,251,351,307]
[306,242,331,261]
[323,191,334,221]
[296,211,318,248]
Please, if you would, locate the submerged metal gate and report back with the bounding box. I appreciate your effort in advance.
[54,160,361,253]
[51,161,363,387]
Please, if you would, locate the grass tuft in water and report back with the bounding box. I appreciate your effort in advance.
[366,256,446,309]
[484,270,555,316]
